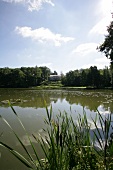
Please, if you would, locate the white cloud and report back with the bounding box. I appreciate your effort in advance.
[90,0,113,35]
[72,43,98,56]
[21,62,52,68]
[15,26,74,46]
[2,0,55,11]
[89,16,112,35]
[99,0,113,16]
[3,0,23,2]
[82,56,110,69]
[95,56,110,64]
[38,62,52,67]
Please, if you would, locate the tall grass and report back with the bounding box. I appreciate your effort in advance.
[0,102,113,169]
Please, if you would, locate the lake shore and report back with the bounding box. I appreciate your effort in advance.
[32,85,113,90]
[0,86,113,90]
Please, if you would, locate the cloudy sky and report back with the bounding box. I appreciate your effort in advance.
[0,0,113,73]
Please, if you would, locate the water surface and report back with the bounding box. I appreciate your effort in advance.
[0,89,113,170]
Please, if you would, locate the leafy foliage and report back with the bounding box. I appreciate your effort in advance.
[97,21,113,63]
[0,65,112,88]
[61,66,111,88]
[0,66,51,88]
[97,20,113,87]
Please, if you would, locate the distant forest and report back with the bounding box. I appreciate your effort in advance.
[0,66,112,88]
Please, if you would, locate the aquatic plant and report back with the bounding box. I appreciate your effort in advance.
[0,102,113,169]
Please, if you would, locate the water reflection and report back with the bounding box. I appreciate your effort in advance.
[0,89,113,169]
[0,89,113,112]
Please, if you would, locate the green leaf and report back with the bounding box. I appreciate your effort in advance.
[0,142,33,169]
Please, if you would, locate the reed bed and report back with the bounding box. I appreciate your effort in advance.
[0,102,113,170]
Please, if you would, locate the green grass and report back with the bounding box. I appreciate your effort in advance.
[35,85,86,90]
[0,102,113,169]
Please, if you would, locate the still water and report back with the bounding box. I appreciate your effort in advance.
[0,88,113,170]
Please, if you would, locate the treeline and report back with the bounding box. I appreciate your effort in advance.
[61,66,111,88]
[0,66,51,88]
[0,66,112,88]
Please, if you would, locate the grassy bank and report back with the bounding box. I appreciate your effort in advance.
[0,104,113,169]
[35,85,87,90]
[33,81,87,90]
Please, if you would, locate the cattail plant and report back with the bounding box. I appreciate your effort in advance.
[0,102,113,170]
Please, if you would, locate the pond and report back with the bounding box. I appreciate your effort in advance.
[0,88,113,170]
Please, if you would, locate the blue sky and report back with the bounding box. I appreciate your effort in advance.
[0,0,113,73]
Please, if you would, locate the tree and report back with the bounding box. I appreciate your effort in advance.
[65,71,75,86]
[97,21,113,62]
[33,66,42,85]
[97,20,113,87]
[39,66,51,81]
[11,69,25,87]
[2,67,12,87]
[100,67,111,87]
[88,66,100,88]
[51,70,58,75]
[79,69,87,86]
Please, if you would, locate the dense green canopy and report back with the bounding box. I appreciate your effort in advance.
[97,18,113,87]
[0,66,112,88]
[97,21,113,63]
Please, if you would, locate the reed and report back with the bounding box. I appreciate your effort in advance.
[0,102,113,169]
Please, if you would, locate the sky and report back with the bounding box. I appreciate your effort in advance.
[0,0,113,74]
